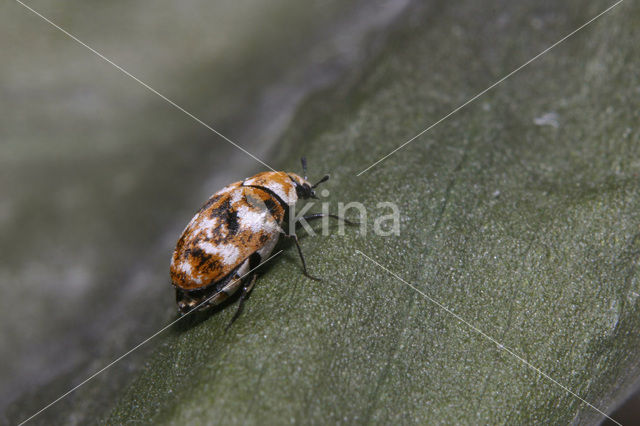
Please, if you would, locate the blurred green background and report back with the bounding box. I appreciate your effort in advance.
[2,0,639,424]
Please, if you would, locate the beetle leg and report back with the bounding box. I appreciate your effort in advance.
[226,273,258,330]
[283,233,321,281]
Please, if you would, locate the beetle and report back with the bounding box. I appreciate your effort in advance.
[170,158,348,320]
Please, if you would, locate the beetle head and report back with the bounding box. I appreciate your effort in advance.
[289,157,329,200]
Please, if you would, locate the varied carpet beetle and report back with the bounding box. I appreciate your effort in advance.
[170,158,348,319]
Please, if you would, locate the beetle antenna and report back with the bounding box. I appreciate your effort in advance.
[301,157,308,180]
[311,174,329,188]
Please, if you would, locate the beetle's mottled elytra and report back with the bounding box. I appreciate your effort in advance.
[170,158,344,319]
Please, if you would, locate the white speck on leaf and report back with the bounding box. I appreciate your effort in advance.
[533,112,560,128]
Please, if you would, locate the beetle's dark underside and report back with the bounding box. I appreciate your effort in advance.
[175,253,260,315]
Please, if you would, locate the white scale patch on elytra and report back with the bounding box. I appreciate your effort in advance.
[242,176,260,186]
[178,259,203,285]
[257,233,279,258]
[230,188,245,205]
[199,241,241,265]
[215,183,238,196]
[237,204,278,233]
[196,216,220,238]
[178,259,193,275]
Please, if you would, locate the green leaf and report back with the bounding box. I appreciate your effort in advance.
[11,0,638,424]
[102,1,640,424]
